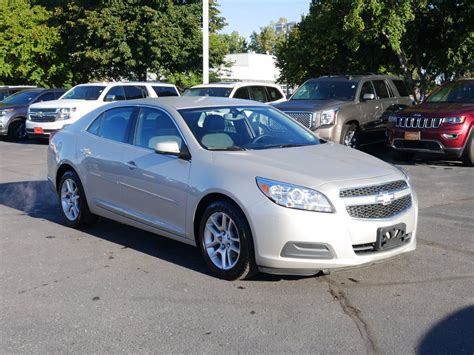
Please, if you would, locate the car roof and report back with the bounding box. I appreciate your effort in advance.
[190,82,282,89]
[307,75,402,82]
[74,82,176,87]
[124,96,268,110]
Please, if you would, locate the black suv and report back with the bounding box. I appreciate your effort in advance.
[0,88,66,140]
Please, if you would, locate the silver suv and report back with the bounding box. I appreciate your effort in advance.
[273,75,413,148]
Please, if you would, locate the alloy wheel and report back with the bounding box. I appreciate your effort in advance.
[203,212,241,270]
[343,129,356,147]
[60,178,80,221]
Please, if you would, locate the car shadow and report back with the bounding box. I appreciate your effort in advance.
[417,305,474,354]
[0,180,209,277]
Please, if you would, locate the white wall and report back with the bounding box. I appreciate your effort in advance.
[218,53,280,84]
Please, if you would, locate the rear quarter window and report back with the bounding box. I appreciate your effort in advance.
[152,86,179,97]
[266,87,284,101]
[392,80,410,97]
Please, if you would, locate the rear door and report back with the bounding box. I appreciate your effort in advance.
[119,107,191,238]
[77,106,137,212]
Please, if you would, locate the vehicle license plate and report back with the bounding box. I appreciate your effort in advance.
[404,131,420,140]
[375,223,407,251]
[34,127,44,134]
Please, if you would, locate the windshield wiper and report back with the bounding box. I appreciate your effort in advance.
[207,146,247,151]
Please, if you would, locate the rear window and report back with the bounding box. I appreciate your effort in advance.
[152,86,179,97]
[392,80,410,97]
[267,86,284,101]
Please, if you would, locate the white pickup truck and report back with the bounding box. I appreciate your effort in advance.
[26,82,179,138]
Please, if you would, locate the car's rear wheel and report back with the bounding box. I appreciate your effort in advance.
[59,170,97,228]
[341,123,360,149]
[392,149,414,162]
[461,132,474,167]
[198,201,257,280]
[7,119,27,141]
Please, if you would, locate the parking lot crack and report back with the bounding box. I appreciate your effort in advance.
[322,277,381,355]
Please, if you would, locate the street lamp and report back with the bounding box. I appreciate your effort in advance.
[203,0,209,84]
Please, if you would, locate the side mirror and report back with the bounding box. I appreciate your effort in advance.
[105,94,116,102]
[363,93,376,101]
[155,141,191,160]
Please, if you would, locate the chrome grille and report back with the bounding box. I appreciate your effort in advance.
[396,117,442,129]
[285,111,315,128]
[29,108,58,122]
[346,195,412,219]
[340,180,408,198]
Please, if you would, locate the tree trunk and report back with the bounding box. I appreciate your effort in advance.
[396,50,418,102]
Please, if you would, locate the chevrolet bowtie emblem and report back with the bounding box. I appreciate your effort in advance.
[375,192,395,206]
[37,112,44,117]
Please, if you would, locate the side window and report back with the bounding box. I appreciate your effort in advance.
[124,86,148,100]
[55,91,65,99]
[104,86,126,101]
[36,92,56,102]
[99,107,135,143]
[134,107,183,150]
[373,80,390,99]
[359,81,375,100]
[250,86,268,103]
[233,87,250,100]
[152,86,179,97]
[266,86,283,101]
[392,80,410,97]
[87,115,102,136]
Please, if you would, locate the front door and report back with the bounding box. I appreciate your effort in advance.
[119,107,191,238]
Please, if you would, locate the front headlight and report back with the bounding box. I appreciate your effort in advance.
[256,177,334,213]
[57,107,77,120]
[320,109,338,126]
[442,116,465,125]
[0,108,14,116]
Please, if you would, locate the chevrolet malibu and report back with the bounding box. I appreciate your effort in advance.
[47,97,418,280]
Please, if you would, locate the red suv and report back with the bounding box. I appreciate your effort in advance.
[388,79,474,166]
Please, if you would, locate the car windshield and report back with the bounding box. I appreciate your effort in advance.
[183,87,233,97]
[426,81,474,103]
[62,85,106,100]
[178,106,319,151]
[291,80,357,101]
[1,91,38,105]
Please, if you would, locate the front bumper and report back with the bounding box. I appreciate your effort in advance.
[247,188,418,274]
[26,120,66,138]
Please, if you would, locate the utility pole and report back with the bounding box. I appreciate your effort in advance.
[203,0,209,84]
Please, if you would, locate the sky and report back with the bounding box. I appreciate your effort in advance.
[217,0,311,40]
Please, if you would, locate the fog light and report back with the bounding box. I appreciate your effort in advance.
[442,133,459,139]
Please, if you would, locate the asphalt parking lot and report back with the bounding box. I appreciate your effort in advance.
[1,139,473,354]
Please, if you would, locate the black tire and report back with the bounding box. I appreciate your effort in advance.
[198,200,257,280]
[340,123,360,149]
[392,149,414,162]
[7,119,27,141]
[58,170,98,228]
[461,132,474,167]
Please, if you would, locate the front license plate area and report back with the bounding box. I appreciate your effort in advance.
[376,223,407,251]
[34,127,44,134]
[404,131,420,140]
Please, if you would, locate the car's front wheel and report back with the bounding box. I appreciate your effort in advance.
[461,132,474,167]
[198,201,257,280]
[7,119,27,141]
[341,123,360,149]
[58,170,97,228]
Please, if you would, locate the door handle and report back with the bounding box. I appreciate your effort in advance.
[80,148,92,157]
[125,160,137,170]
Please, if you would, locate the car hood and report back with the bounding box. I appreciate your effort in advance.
[272,99,348,112]
[212,143,401,189]
[0,103,26,110]
[399,102,474,117]
[29,99,88,109]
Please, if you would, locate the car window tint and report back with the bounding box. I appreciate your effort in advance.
[37,92,56,102]
[124,86,147,100]
[152,86,179,97]
[373,80,389,99]
[250,86,268,102]
[392,80,410,97]
[105,86,126,101]
[55,91,66,99]
[266,86,283,101]
[359,81,375,100]
[233,87,250,100]
[87,115,102,136]
[134,107,182,150]
[99,107,135,143]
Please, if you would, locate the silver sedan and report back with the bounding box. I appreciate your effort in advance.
[47,97,417,280]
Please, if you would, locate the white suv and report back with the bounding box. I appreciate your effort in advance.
[26,82,179,138]
[183,82,286,104]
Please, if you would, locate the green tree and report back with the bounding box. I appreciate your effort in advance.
[249,25,286,55]
[0,0,69,86]
[221,31,248,54]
